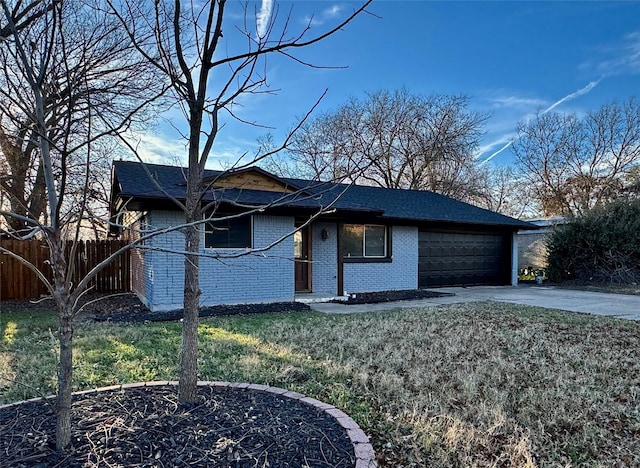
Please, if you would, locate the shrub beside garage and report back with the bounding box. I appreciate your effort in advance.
[546,201,640,284]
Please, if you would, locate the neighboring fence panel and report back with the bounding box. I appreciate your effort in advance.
[0,239,131,300]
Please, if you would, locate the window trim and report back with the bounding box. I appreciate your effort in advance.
[342,256,393,264]
[341,223,390,261]
[203,214,253,250]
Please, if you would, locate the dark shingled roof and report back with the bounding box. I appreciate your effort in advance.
[111,160,534,230]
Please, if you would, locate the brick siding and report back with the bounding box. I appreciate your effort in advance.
[134,211,421,308]
[199,215,294,306]
[343,226,418,294]
[142,211,294,311]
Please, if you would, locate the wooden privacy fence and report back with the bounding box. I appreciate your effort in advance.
[0,239,131,300]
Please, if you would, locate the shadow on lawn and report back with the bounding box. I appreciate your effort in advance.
[1,312,363,419]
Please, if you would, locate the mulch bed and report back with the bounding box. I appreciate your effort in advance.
[3,288,453,320]
[0,385,356,468]
[336,288,453,305]
[1,294,311,323]
[90,297,311,323]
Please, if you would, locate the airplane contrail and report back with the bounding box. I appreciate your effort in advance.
[481,79,601,164]
[257,0,274,38]
[480,139,517,164]
[540,79,600,115]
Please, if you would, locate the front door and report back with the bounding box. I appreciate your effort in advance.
[294,226,310,292]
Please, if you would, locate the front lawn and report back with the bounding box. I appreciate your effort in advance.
[2,302,639,466]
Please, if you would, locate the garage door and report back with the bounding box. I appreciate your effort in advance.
[418,230,509,287]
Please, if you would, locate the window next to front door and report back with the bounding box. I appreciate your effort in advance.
[294,225,310,291]
[341,224,390,261]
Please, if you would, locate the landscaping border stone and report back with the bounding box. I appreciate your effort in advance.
[0,381,377,467]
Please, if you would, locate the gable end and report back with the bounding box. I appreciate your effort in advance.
[206,170,296,193]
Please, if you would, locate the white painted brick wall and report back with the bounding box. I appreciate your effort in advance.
[143,211,294,311]
[199,215,294,306]
[343,225,418,294]
[138,212,419,308]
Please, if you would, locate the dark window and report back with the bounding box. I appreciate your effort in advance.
[342,224,387,258]
[204,215,252,249]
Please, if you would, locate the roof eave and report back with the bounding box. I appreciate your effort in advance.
[378,216,536,230]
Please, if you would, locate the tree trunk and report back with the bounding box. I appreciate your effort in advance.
[50,233,73,450]
[56,305,74,450]
[179,170,202,404]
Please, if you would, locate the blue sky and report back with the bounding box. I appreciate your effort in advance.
[140,1,640,169]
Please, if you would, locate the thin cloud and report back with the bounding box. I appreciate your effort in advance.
[206,142,262,170]
[124,131,258,171]
[130,133,188,165]
[303,4,344,26]
[256,0,274,38]
[586,31,640,77]
[324,5,343,19]
[491,96,548,109]
[625,31,640,70]
[480,80,601,164]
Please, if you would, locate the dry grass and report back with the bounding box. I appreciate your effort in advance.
[248,304,640,467]
[557,282,640,296]
[2,302,640,467]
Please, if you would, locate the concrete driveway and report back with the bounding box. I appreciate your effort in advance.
[309,285,640,321]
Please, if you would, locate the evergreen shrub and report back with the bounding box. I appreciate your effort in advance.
[547,201,640,284]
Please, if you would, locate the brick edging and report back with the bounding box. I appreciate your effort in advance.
[0,381,377,468]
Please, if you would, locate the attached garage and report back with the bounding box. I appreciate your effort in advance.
[418,229,511,287]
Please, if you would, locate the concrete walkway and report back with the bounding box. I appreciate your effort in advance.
[309,285,640,321]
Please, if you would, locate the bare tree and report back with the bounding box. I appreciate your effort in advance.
[512,98,640,217]
[108,0,372,405]
[623,166,640,199]
[474,165,537,218]
[0,0,162,235]
[270,89,489,202]
[265,98,370,181]
[0,0,52,37]
[0,123,46,232]
[0,0,163,449]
